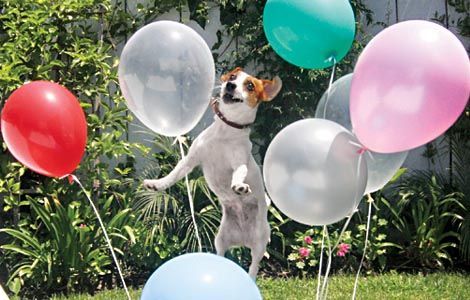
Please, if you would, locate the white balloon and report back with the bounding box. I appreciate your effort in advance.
[119,21,215,137]
[263,118,367,226]
[315,73,408,194]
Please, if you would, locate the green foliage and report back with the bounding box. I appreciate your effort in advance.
[0,161,26,227]
[0,0,153,296]
[383,173,465,269]
[287,227,331,275]
[448,0,470,38]
[432,0,470,263]
[351,204,400,272]
[0,197,136,297]
[285,209,394,276]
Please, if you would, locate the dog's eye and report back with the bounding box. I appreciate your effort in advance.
[229,74,237,81]
[246,82,255,92]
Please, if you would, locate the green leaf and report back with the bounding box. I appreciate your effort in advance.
[390,168,407,183]
[123,225,136,244]
[8,277,22,295]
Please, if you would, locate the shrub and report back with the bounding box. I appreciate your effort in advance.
[383,172,465,269]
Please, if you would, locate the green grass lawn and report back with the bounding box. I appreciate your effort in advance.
[46,273,468,300]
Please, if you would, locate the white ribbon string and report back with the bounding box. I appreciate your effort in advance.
[316,56,343,300]
[320,227,332,299]
[176,136,203,252]
[352,194,373,300]
[318,213,356,300]
[71,175,131,300]
[322,57,337,119]
[316,226,327,300]
[319,148,364,299]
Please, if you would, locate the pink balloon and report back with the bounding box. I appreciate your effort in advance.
[350,20,470,153]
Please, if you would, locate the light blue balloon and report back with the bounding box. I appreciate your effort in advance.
[141,253,262,300]
[315,73,408,194]
[263,0,356,69]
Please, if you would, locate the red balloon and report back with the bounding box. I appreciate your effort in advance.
[1,81,87,178]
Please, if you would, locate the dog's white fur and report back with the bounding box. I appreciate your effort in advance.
[144,68,282,278]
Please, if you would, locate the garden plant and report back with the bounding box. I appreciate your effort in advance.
[0,0,469,299]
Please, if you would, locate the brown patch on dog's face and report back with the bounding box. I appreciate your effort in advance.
[244,76,266,108]
[221,67,243,82]
[220,67,282,108]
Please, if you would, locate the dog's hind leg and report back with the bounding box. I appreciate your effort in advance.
[248,243,266,279]
[215,231,230,256]
[215,202,243,256]
[247,217,270,279]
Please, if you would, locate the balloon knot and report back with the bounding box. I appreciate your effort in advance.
[357,147,368,155]
[59,174,75,184]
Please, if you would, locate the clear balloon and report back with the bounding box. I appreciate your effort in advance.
[315,74,408,194]
[263,119,367,226]
[141,253,262,300]
[350,20,470,153]
[1,81,87,178]
[119,21,215,137]
[263,0,356,69]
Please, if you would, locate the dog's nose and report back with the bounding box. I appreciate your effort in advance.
[226,82,236,92]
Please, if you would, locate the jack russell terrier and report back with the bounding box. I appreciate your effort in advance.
[144,67,282,278]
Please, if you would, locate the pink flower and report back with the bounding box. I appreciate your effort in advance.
[337,243,350,257]
[79,224,86,228]
[304,236,313,245]
[299,247,311,258]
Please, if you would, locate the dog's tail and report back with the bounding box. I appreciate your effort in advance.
[264,193,271,206]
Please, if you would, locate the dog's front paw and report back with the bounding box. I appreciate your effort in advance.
[143,179,168,191]
[232,183,252,195]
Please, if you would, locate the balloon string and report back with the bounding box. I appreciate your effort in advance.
[320,226,332,299]
[318,210,355,299]
[316,226,326,300]
[322,57,337,119]
[70,175,131,300]
[352,193,373,300]
[318,149,364,298]
[177,137,203,252]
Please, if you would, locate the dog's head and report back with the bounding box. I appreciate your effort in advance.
[218,67,282,125]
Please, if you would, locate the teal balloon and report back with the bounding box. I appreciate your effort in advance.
[263,0,356,69]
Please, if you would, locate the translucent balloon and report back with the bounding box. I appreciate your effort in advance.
[350,20,470,153]
[315,74,408,194]
[263,119,367,226]
[141,253,262,300]
[119,21,215,137]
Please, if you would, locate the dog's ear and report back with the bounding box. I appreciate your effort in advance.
[261,76,282,102]
[221,67,243,82]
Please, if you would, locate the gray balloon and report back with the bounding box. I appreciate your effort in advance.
[315,73,408,194]
[263,119,367,226]
[119,21,215,137]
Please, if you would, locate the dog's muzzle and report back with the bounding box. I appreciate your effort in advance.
[222,82,243,104]
[222,93,243,104]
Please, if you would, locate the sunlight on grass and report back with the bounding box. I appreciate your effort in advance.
[44,273,469,300]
